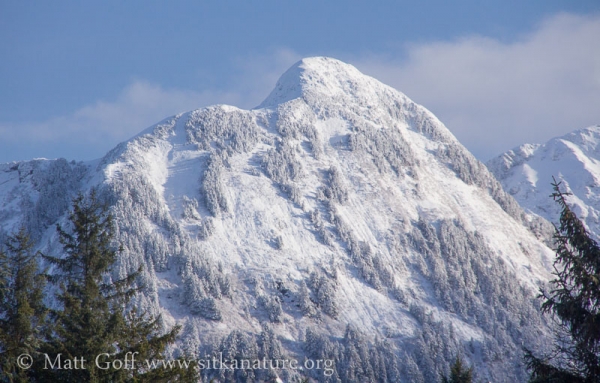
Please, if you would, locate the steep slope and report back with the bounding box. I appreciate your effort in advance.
[0,57,555,382]
[0,158,88,241]
[488,125,600,238]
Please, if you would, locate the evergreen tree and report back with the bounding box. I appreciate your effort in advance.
[525,179,600,382]
[39,191,196,382]
[441,355,473,383]
[0,228,46,383]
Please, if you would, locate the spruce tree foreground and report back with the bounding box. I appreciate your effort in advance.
[0,191,197,382]
[525,179,600,382]
[0,228,47,382]
[2,179,598,382]
[441,356,473,383]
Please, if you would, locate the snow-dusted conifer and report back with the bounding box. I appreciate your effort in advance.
[308,270,339,318]
[298,280,317,317]
[257,294,283,323]
[259,323,283,360]
[201,153,229,216]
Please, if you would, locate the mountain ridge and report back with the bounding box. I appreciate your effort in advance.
[488,124,600,238]
[1,57,555,382]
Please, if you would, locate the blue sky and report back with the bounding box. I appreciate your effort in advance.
[1,1,599,163]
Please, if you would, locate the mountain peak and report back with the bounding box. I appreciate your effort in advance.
[560,124,600,154]
[488,124,600,239]
[1,57,557,382]
[257,57,384,108]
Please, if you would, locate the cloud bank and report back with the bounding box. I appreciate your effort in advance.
[0,82,233,162]
[353,13,600,160]
[1,14,598,163]
[0,50,300,163]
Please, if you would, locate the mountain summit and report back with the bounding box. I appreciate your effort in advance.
[259,57,395,107]
[0,57,555,382]
[488,124,600,238]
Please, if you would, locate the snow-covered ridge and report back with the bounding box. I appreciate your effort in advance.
[0,57,556,382]
[488,124,600,237]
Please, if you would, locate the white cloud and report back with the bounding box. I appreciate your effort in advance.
[0,49,301,162]
[351,13,600,160]
[0,82,237,161]
[4,14,598,163]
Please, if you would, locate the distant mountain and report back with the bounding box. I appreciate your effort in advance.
[488,125,600,238]
[0,57,556,382]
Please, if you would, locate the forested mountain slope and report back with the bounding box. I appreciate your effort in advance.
[0,57,555,382]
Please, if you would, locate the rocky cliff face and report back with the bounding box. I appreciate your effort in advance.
[0,57,555,382]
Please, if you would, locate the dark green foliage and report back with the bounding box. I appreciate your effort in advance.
[111,308,196,382]
[525,179,600,382]
[40,191,130,381]
[0,228,46,382]
[38,191,196,382]
[441,356,473,383]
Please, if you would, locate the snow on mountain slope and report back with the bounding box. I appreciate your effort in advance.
[488,125,600,238]
[0,158,88,241]
[0,57,556,382]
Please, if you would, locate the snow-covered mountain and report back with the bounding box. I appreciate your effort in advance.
[488,125,600,238]
[0,57,556,382]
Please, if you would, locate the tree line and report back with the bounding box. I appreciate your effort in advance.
[0,190,197,382]
[1,177,598,382]
[443,179,600,383]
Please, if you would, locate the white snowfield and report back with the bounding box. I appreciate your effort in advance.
[488,125,600,238]
[0,57,557,382]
